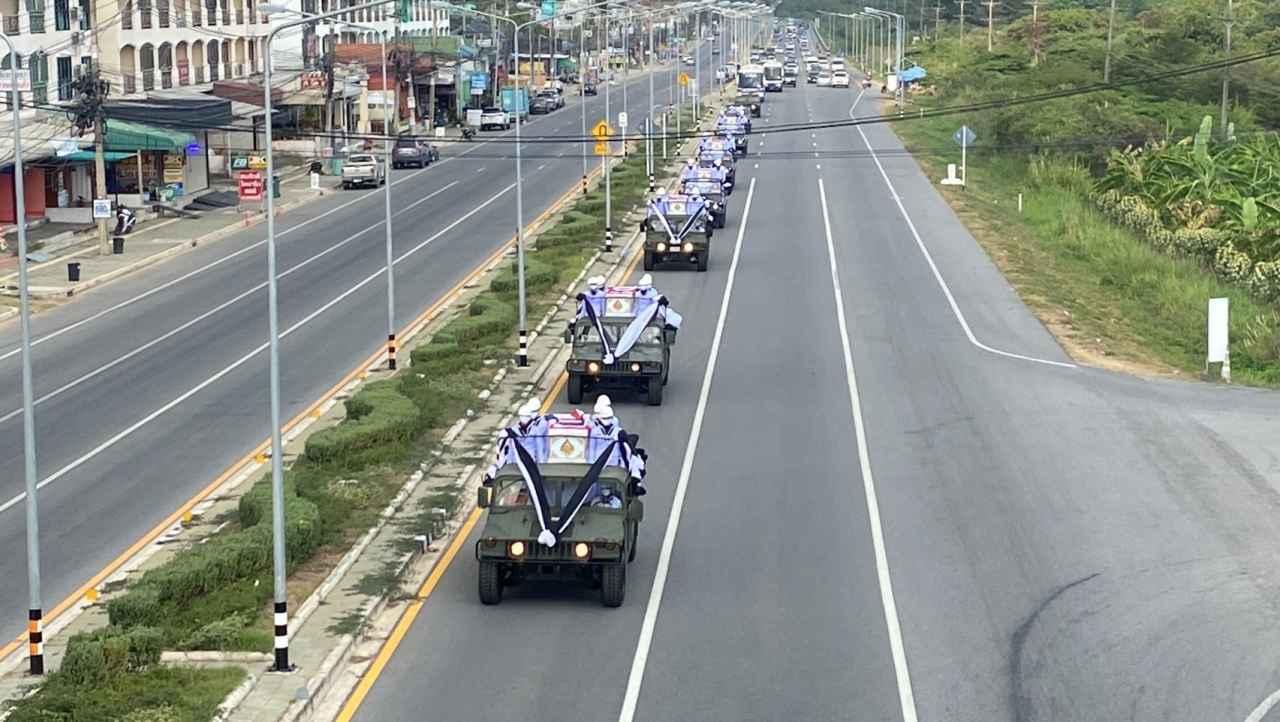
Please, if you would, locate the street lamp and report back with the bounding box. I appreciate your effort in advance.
[865,6,903,109]
[2,30,43,677]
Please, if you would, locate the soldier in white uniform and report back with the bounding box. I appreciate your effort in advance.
[588,396,648,495]
[483,398,548,485]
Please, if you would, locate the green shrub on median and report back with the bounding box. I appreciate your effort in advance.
[304,380,422,468]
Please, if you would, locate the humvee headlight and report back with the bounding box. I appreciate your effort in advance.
[508,541,526,558]
[573,542,591,559]
[683,242,694,253]
[587,361,601,374]
[630,362,641,372]
[656,242,667,252]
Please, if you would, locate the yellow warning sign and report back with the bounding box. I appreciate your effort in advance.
[592,120,611,139]
[594,141,609,156]
[678,72,690,86]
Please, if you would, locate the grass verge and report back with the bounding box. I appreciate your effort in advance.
[2,136,670,720]
[894,110,1280,386]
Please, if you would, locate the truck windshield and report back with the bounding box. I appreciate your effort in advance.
[494,478,623,509]
[764,65,782,80]
[737,71,763,90]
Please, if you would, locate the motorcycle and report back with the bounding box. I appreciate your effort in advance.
[459,124,476,142]
[113,204,137,235]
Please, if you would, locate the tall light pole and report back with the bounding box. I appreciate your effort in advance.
[580,11,589,194]
[866,6,903,109]
[4,31,42,677]
[1103,0,1117,84]
[1220,0,1233,138]
[263,0,400,671]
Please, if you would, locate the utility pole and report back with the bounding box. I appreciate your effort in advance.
[1029,0,1040,65]
[958,0,965,39]
[427,0,436,131]
[984,0,997,52]
[72,63,111,256]
[1219,0,1233,139]
[918,0,924,41]
[934,2,941,42]
[1103,0,1116,83]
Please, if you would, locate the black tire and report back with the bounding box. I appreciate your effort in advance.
[627,520,638,562]
[601,563,626,607]
[643,250,655,271]
[478,561,503,605]
[646,375,663,406]
[567,373,584,404]
[696,253,709,273]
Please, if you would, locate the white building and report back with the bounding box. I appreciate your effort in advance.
[267,0,449,75]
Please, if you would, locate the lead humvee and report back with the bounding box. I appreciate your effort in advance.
[565,285,677,405]
[475,419,644,607]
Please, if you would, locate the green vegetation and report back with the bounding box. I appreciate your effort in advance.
[4,627,243,722]
[876,1,1280,384]
[6,142,670,721]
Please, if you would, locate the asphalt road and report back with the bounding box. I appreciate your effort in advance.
[0,46,719,643]
[346,42,1280,722]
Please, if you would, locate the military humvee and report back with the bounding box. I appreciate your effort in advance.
[734,92,762,117]
[475,422,644,607]
[640,193,713,273]
[565,286,676,405]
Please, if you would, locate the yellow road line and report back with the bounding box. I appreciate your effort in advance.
[0,165,603,664]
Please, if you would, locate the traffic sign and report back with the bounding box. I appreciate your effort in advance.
[953,125,977,146]
[92,199,112,219]
[618,111,628,129]
[591,120,611,139]
[678,72,689,86]
[594,141,609,156]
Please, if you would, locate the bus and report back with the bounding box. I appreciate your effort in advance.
[763,60,784,92]
[737,63,765,98]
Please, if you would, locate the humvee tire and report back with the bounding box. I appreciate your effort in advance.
[627,520,638,562]
[601,563,626,607]
[646,376,663,406]
[567,373,584,404]
[478,561,503,605]
[696,253,708,272]
[643,250,655,271]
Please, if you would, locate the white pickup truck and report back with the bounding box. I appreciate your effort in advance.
[341,153,385,189]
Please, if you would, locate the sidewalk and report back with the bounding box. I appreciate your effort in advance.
[0,167,341,302]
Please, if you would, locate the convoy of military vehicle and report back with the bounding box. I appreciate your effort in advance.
[476,17,821,606]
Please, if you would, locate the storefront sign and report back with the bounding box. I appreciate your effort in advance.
[231,155,268,171]
[300,71,327,89]
[163,154,185,184]
[237,170,265,202]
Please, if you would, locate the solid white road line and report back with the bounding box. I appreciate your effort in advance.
[0,182,462,425]
[844,95,1076,370]
[818,178,920,722]
[0,140,498,363]
[617,178,757,722]
[0,182,515,516]
[1246,689,1280,722]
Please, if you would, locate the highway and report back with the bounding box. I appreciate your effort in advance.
[340,46,1280,722]
[0,45,718,644]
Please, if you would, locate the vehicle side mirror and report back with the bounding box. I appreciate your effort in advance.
[626,433,640,447]
[627,498,645,522]
[477,485,493,509]
[663,328,677,346]
[563,324,573,343]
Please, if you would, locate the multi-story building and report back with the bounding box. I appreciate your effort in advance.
[0,0,266,102]
[267,0,450,74]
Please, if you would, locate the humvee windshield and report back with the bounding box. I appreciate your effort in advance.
[493,477,624,509]
[575,323,663,346]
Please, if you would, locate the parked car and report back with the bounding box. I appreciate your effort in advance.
[341,154,385,189]
[529,95,555,114]
[536,90,564,110]
[480,106,512,130]
[583,82,598,96]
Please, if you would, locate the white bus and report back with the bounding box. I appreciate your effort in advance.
[737,63,766,98]
[763,60,784,92]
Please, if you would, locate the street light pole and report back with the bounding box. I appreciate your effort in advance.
[580,14,588,194]
[4,31,43,677]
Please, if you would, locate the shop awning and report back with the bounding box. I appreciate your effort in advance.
[61,150,137,162]
[103,120,197,153]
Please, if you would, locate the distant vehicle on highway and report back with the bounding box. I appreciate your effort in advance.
[341,154,385,189]
[536,89,564,110]
[832,70,850,88]
[582,82,598,96]
[816,70,832,87]
[392,138,438,169]
[529,95,555,114]
[682,55,695,66]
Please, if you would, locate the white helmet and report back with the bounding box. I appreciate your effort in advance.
[713,159,723,167]
[686,159,695,168]
[587,274,605,290]
[638,273,653,290]
[593,395,614,420]
[656,187,667,197]
[517,397,541,422]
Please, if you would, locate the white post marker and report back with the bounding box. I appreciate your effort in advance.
[1207,296,1230,382]
[310,172,320,191]
[952,125,975,188]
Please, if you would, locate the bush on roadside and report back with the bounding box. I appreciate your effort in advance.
[304,381,421,467]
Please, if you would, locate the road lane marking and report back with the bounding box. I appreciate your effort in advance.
[818,178,919,722]
[1247,690,1280,722]
[0,182,463,425]
[0,183,517,518]
[618,178,757,722]
[0,141,506,364]
[844,95,1076,370]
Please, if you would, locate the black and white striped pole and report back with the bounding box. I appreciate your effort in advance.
[604,21,613,255]
[10,37,43,674]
